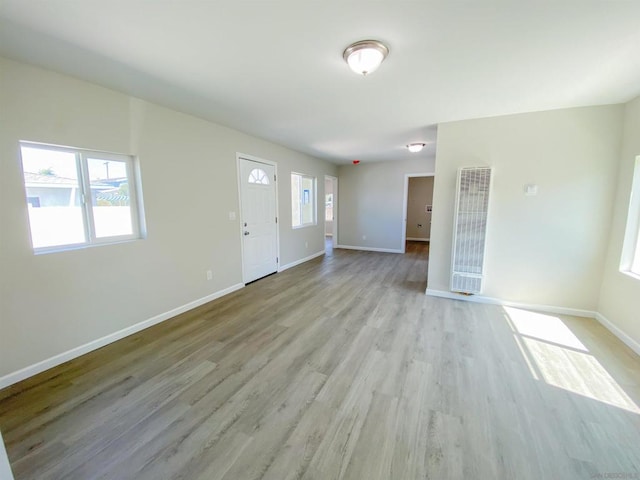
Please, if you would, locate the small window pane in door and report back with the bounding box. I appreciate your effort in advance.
[248,168,270,185]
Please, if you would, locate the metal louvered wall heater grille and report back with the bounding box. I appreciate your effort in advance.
[451,166,492,294]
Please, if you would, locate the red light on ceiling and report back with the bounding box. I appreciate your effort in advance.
[352,160,360,165]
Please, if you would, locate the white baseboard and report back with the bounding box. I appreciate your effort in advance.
[406,237,430,242]
[5,281,637,390]
[0,283,244,389]
[336,245,403,254]
[425,288,597,318]
[595,312,640,357]
[279,251,325,272]
[425,288,640,357]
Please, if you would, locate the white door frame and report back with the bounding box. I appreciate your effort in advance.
[236,152,280,283]
[324,175,338,248]
[401,172,435,253]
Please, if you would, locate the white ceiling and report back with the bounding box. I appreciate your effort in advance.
[1,1,640,164]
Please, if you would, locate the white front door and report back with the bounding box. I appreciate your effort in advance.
[239,157,278,283]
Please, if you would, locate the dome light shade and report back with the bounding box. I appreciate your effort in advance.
[407,143,426,153]
[343,40,389,76]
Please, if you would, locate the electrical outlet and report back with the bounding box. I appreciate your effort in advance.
[206,270,213,280]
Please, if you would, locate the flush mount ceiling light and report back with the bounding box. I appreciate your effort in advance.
[407,143,426,153]
[343,40,389,76]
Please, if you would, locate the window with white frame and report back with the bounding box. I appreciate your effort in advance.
[19,141,145,253]
[620,155,640,277]
[291,172,316,228]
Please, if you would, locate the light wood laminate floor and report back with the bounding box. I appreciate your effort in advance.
[1,242,639,479]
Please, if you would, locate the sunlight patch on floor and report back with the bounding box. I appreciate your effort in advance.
[503,307,639,414]
[505,307,588,351]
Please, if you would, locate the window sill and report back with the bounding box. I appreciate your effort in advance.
[34,237,142,255]
[292,224,317,230]
[620,270,640,282]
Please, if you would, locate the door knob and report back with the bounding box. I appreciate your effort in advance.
[244,231,250,236]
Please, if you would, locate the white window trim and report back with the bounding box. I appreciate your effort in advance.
[620,155,640,279]
[19,141,145,254]
[291,172,317,229]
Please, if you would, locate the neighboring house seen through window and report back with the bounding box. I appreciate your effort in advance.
[19,141,145,253]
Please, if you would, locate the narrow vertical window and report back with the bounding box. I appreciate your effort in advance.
[325,193,334,221]
[620,155,640,277]
[291,173,316,228]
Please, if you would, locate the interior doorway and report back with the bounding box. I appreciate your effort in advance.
[401,172,435,291]
[402,172,435,252]
[324,175,338,253]
[405,176,434,243]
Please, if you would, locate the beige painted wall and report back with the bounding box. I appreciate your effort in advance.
[337,158,435,251]
[0,57,336,379]
[598,94,640,346]
[406,177,434,240]
[429,105,623,310]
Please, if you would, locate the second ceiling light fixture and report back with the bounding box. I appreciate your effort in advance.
[343,40,426,155]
